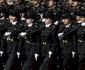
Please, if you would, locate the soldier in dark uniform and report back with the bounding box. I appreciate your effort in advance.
[30,0,46,23]
[0,6,8,70]
[4,9,24,70]
[39,11,59,70]
[73,10,82,26]
[0,0,8,6]
[21,10,40,70]
[14,0,24,5]
[68,0,83,14]
[77,11,85,70]
[58,12,77,70]
[46,0,61,21]
[12,0,25,9]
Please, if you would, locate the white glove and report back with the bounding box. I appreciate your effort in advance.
[58,33,64,37]
[72,51,76,58]
[35,53,39,61]
[54,21,58,25]
[81,23,85,26]
[42,18,45,22]
[0,51,3,57]
[17,52,20,58]
[4,32,11,36]
[48,51,52,58]
[19,32,26,36]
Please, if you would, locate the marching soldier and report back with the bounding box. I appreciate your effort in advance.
[68,0,83,14]
[30,0,46,22]
[39,11,59,70]
[0,6,8,70]
[4,9,24,70]
[0,0,8,6]
[77,11,85,70]
[58,12,77,70]
[21,10,40,70]
[74,10,82,26]
[46,0,61,21]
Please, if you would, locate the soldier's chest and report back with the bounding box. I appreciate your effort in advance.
[77,26,85,35]
[41,28,52,37]
[8,25,18,31]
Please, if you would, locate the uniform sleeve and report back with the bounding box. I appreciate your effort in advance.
[35,32,41,54]
[11,25,25,37]
[72,30,78,52]
[50,27,59,52]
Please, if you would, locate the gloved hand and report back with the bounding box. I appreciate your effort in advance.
[81,23,85,26]
[58,33,64,37]
[4,32,11,36]
[19,32,26,36]
[17,52,20,58]
[35,53,39,61]
[0,51,3,57]
[72,51,76,58]
[48,51,52,58]
[42,18,45,22]
[54,21,58,25]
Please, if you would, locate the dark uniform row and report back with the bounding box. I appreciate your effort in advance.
[0,0,85,70]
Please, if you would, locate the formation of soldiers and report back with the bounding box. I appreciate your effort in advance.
[0,0,85,70]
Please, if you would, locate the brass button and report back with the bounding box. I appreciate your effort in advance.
[63,40,68,43]
[78,39,82,43]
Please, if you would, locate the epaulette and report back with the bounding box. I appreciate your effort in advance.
[41,2,45,5]
[81,7,85,10]
[19,24,23,26]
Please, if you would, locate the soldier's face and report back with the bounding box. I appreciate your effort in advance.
[9,15,12,20]
[26,18,34,24]
[45,18,52,24]
[76,15,81,21]
[48,1,56,6]
[80,17,85,22]
[0,0,5,3]
[68,0,73,5]
[63,19,71,25]
[72,1,79,7]
[15,0,20,2]
[9,15,18,22]
[20,13,25,18]
[33,0,39,5]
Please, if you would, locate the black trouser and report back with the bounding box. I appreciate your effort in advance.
[22,55,35,70]
[5,41,18,70]
[78,54,85,70]
[22,43,36,70]
[62,53,73,70]
[39,56,50,70]
[0,56,4,70]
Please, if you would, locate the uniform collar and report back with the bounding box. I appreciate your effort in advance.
[45,23,51,28]
[11,21,17,25]
[21,18,25,20]
[81,22,85,26]
[65,23,71,28]
[77,21,81,23]
[28,23,33,27]
[0,17,4,20]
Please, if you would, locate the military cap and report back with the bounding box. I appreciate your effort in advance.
[44,11,54,19]
[9,9,20,18]
[74,10,81,16]
[80,11,85,17]
[19,6,29,13]
[0,6,5,13]
[62,12,72,19]
[25,10,36,19]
